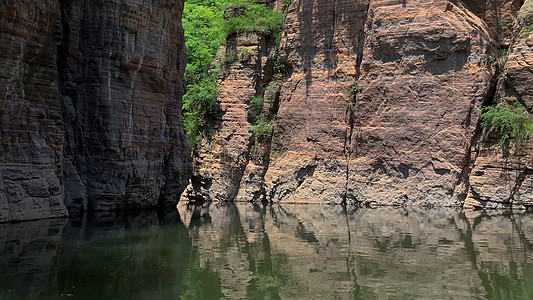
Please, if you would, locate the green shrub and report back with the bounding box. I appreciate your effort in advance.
[223,4,285,37]
[481,103,533,147]
[247,96,264,121]
[240,47,255,55]
[182,78,218,148]
[182,0,285,149]
[182,1,227,149]
[272,52,287,76]
[350,81,360,96]
[224,52,238,63]
[500,48,508,57]
[249,117,274,138]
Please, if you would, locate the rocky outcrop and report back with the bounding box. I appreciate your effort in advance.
[0,0,190,222]
[263,0,368,204]
[463,0,523,46]
[58,0,191,212]
[346,0,497,206]
[180,11,281,203]
[185,0,532,208]
[465,0,533,209]
[0,1,68,222]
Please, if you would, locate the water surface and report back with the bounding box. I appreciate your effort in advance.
[1,204,533,299]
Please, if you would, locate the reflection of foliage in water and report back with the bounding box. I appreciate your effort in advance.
[455,211,533,300]
[181,249,225,300]
[3,207,533,299]
[246,233,285,300]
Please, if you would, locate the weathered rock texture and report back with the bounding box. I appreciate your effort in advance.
[181,24,279,202]
[465,0,533,209]
[185,0,532,207]
[58,0,191,212]
[0,0,190,222]
[264,0,368,204]
[0,0,68,222]
[346,0,497,206]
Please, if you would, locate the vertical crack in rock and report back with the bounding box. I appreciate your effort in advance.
[344,0,370,206]
[465,0,533,209]
[457,77,498,203]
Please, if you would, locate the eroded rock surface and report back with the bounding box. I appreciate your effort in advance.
[186,0,532,207]
[347,0,498,206]
[58,0,191,211]
[263,0,369,204]
[465,0,533,209]
[0,0,190,222]
[0,0,68,222]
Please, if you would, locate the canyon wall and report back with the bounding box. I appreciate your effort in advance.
[185,0,533,208]
[465,0,533,209]
[0,0,190,222]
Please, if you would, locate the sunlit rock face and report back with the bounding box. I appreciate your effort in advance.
[345,0,498,206]
[185,0,533,207]
[0,0,190,221]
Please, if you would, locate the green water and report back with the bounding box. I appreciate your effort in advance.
[1,204,533,299]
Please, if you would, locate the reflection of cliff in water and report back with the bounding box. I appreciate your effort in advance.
[178,203,533,299]
[0,218,67,298]
[0,210,192,299]
[1,205,533,299]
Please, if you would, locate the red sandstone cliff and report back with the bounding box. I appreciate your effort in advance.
[184,0,533,209]
[1,0,532,218]
[465,0,533,209]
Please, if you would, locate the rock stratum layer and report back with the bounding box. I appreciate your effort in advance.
[184,0,533,208]
[0,0,190,222]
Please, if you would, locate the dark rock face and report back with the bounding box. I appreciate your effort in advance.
[0,0,190,222]
[58,0,191,212]
[0,0,67,222]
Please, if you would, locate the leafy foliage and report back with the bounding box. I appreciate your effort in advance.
[223,4,285,36]
[182,0,226,148]
[182,0,285,149]
[481,103,533,147]
[247,96,264,122]
[181,253,224,300]
[249,117,274,138]
[500,48,508,57]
